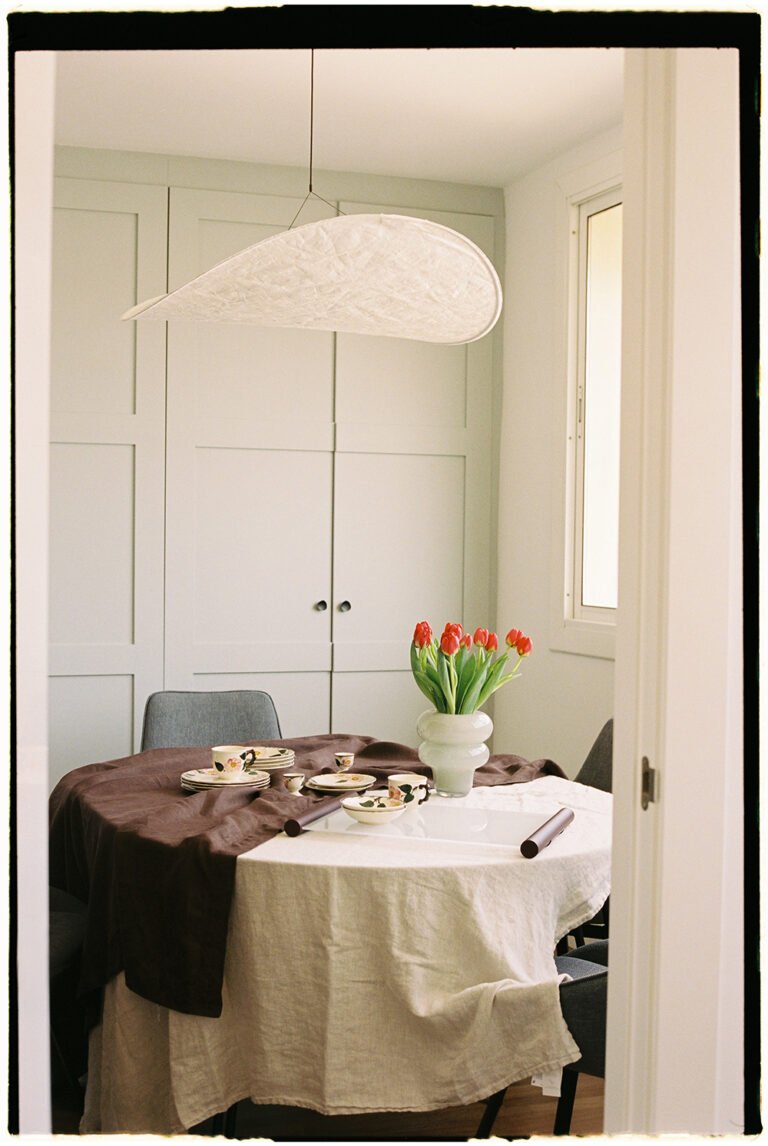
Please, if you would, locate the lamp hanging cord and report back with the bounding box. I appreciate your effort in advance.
[287,49,345,230]
[308,46,314,194]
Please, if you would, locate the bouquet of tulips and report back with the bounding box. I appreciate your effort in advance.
[410,620,532,715]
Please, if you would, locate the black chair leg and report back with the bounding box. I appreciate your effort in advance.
[475,1087,507,1138]
[553,1070,579,1135]
[208,1103,239,1138]
[223,1102,239,1137]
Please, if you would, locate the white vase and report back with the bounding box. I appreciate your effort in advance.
[416,709,493,798]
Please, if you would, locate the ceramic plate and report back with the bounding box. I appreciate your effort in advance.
[305,773,376,792]
[181,768,271,787]
[236,747,295,772]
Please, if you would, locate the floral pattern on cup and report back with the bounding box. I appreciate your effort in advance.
[334,753,355,772]
[388,773,430,806]
[212,745,248,777]
[283,772,305,794]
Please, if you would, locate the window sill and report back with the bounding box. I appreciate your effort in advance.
[549,617,616,660]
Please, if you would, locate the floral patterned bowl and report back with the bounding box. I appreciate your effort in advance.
[341,791,408,825]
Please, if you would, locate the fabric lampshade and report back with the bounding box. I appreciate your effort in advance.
[123,212,502,345]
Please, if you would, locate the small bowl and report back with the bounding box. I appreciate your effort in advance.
[341,791,407,825]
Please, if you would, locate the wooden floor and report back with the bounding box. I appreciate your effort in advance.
[53,1073,604,1138]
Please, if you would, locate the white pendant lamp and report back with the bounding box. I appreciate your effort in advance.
[123,54,503,345]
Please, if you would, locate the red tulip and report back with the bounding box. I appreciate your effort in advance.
[505,628,522,648]
[440,631,461,656]
[486,632,498,652]
[442,622,463,640]
[516,635,533,656]
[473,628,489,647]
[413,621,433,648]
[460,633,472,649]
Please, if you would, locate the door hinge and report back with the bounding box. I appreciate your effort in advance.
[641,755,657,810]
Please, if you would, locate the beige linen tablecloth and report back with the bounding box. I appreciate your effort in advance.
[83,778,611,1134]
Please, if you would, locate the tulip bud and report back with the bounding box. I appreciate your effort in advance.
[440,631,461,656]
[473,628,489,647]
[460,633,472,649]
[413,621,433,648]
[505,628,522,648]
[516,635,533,656]
[486,632,498,652]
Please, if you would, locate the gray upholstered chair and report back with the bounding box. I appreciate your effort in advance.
[476,941,608,1138]
[575,718,613,793]
[560,719,612,950]
[140,690,282,751]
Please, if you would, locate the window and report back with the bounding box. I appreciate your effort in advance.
[574,191,623,618]
[549,159,623,660]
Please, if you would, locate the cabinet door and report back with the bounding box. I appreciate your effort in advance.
[331,202,498,744]
[164,189,337,732]
[48,179,167,786]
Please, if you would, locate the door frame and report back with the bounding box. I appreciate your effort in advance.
[605,48,746,1133]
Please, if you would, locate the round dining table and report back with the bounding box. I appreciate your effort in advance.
[63,745,612,1135]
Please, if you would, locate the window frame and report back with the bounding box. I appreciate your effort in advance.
[548,151,623,660]
[572,188,623,623]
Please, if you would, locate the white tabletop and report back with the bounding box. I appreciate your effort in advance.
[83,777,612,1134]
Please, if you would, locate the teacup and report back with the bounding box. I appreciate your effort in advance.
[212,745,247,777]
[388,772,430,807]
[283,772,305,794]
[333,753,355,772]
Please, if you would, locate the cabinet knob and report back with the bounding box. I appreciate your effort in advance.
[315,600,328,612]
[338,600,352,613]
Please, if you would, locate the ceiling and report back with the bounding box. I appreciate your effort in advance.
[54,48,624,188]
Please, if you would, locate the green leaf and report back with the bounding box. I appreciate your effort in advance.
[456,654,482,712]
[458,669,486,714]
[476,655,513,708]
[437,653,455,713]
[412,669,442,708]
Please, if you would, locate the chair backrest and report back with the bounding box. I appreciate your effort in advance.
[555,954,608,1078]
[140,690,282,751]
[575,718,613,793]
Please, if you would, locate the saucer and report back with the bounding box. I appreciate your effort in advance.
[305,773,376,793]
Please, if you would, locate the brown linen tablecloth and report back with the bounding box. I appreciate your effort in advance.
[48,733,565,1019]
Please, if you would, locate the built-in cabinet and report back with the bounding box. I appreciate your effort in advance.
[48,151,503,787]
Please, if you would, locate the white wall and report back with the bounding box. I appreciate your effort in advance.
[493,125,622,773]
[13,51,56,1135]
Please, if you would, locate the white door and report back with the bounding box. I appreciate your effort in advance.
[163,188,337,735]
[48,178,167,785]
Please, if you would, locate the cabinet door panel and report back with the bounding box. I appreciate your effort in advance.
[331,670,424,746]
[171,190,335,437]
[336,335,467,430]
[49,178,167,776]
[49,674,134,789]
[51,206,138,414]
[165,189,336,689]
[191,446,333,648]
[332,452,465,672]
[50,443,135,645]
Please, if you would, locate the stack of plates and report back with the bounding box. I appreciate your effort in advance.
[181,768,271,793]
[241,746,296,771]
